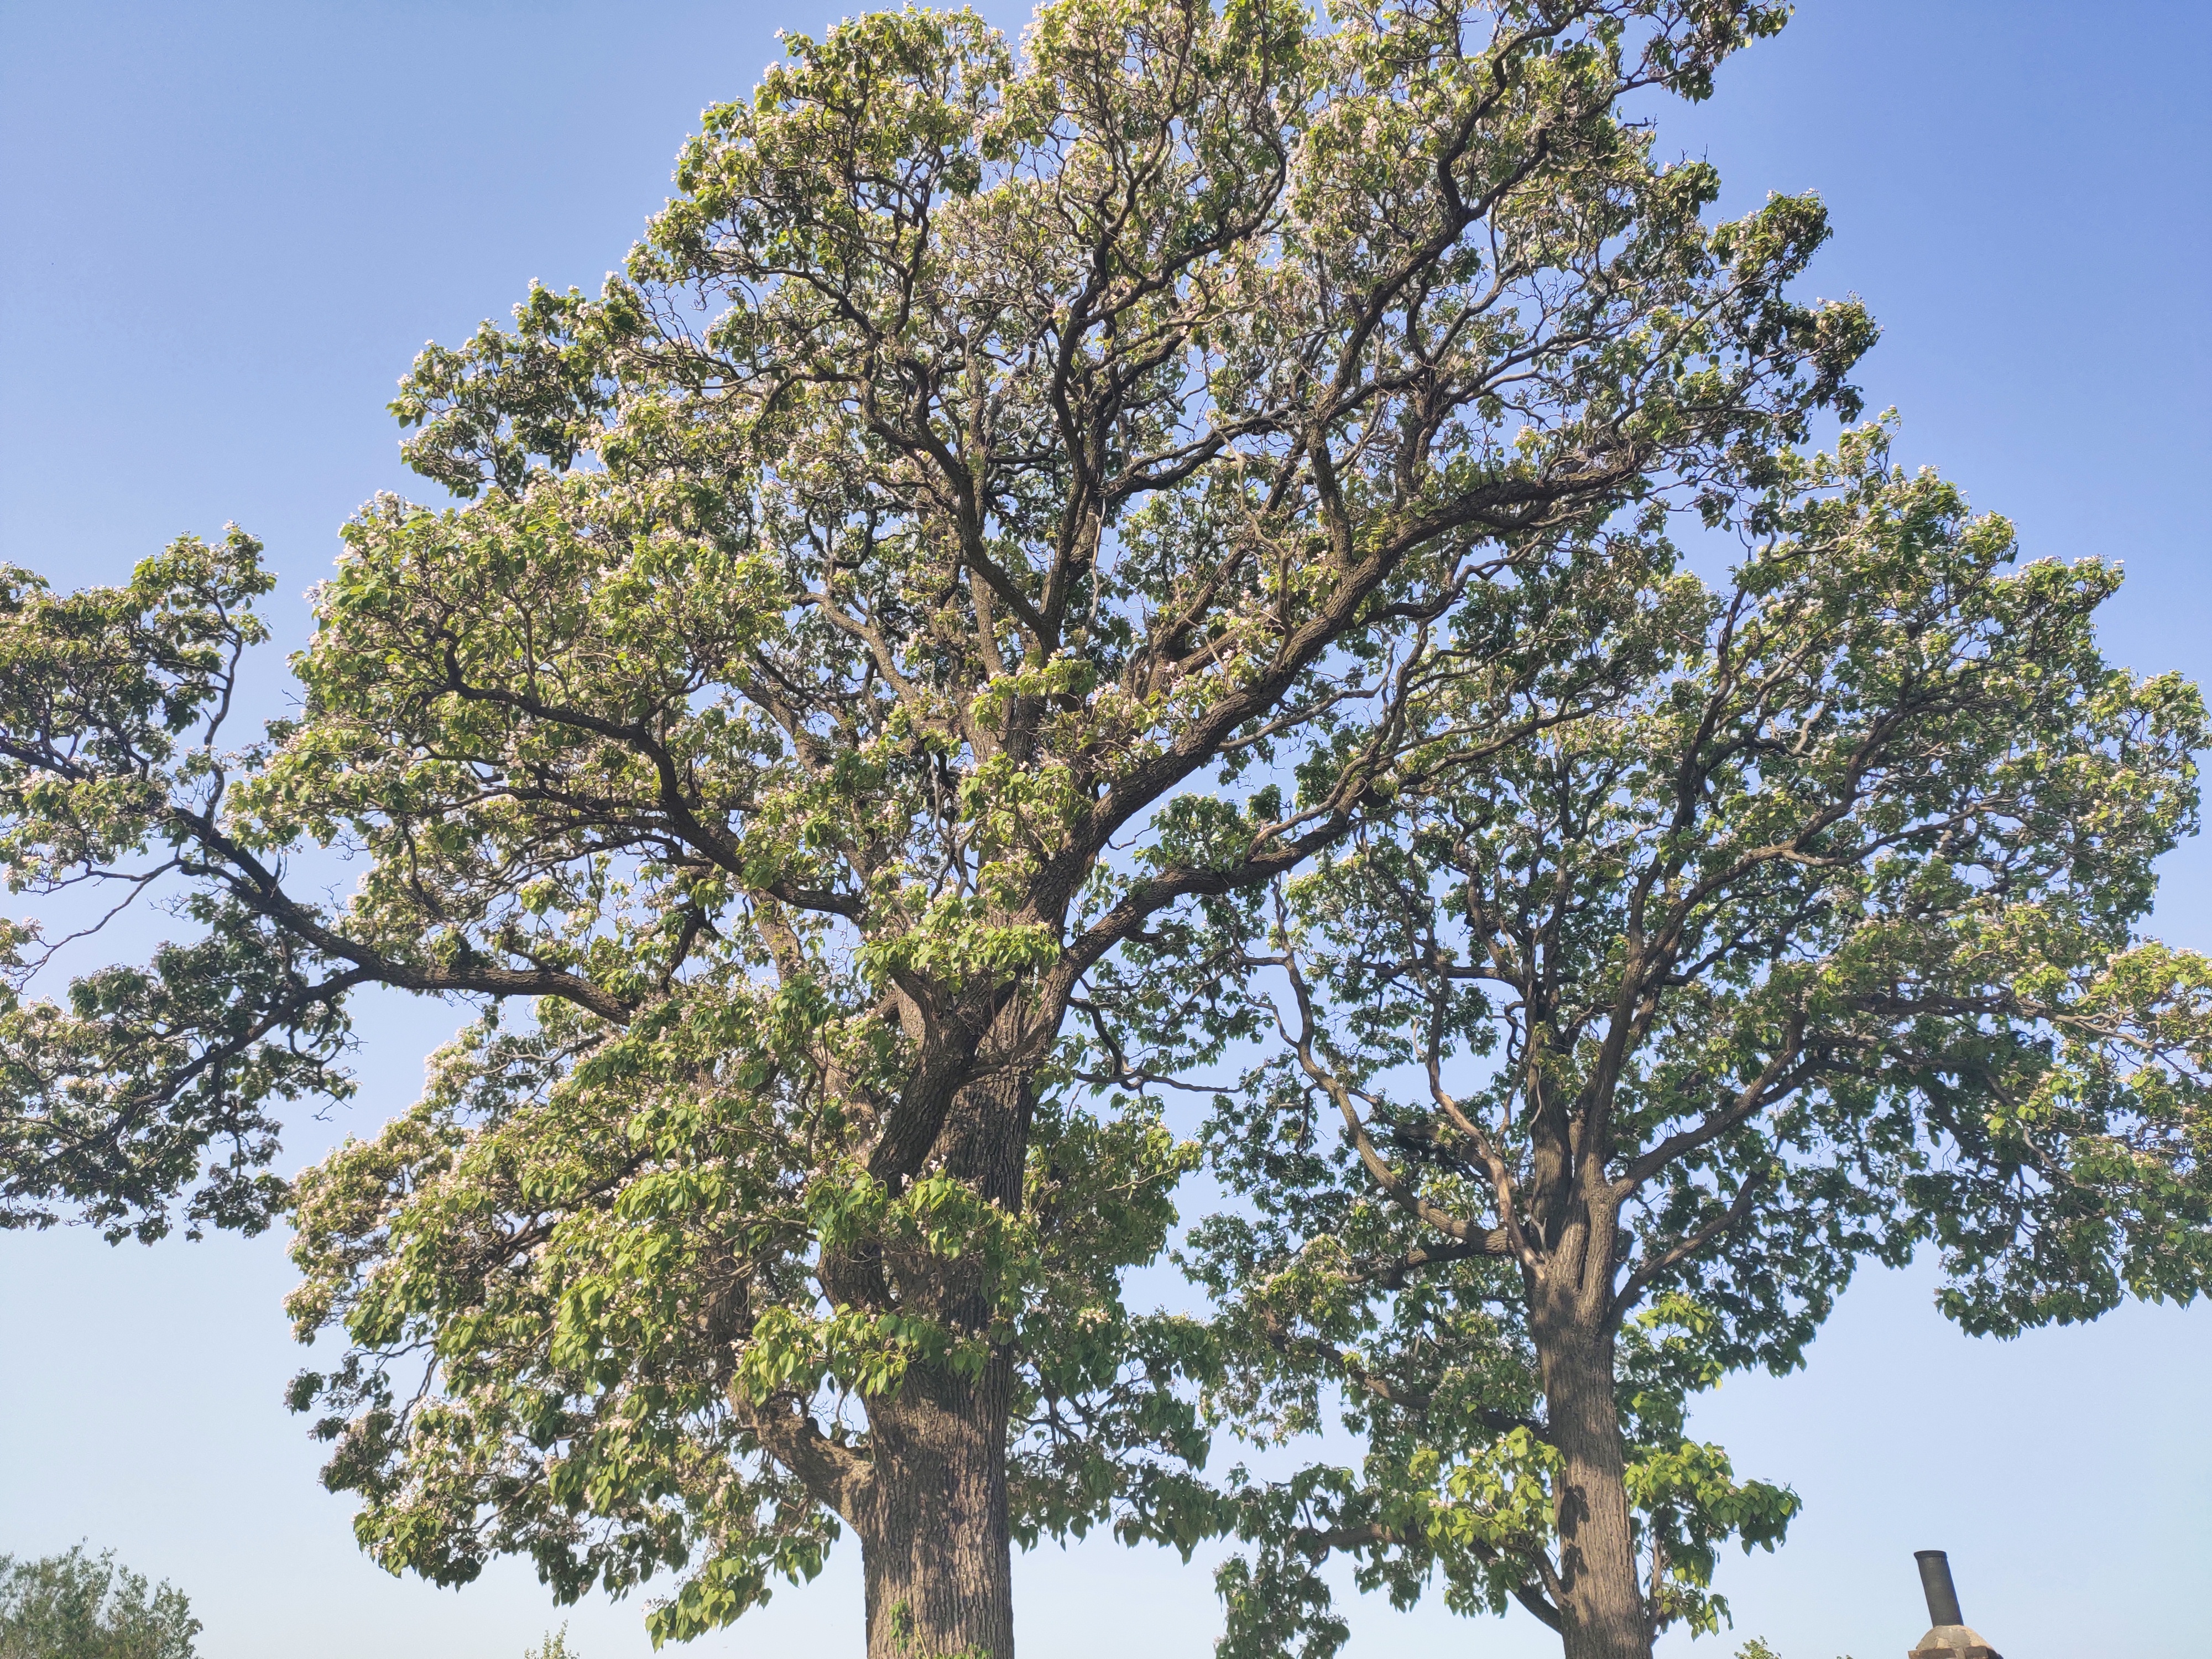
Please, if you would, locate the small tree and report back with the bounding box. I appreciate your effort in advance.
[0,3,1864,1653]
[1151,429,2212,1659]
[0,1546,200,1659]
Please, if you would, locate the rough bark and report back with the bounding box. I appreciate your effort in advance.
[1537,1313,1650,1659]
[848,1058,1032,1659]
[855,1353,1017,1659]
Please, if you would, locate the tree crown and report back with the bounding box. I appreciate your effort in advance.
[0,0,1874,1639]
[1154,425,2211,1648]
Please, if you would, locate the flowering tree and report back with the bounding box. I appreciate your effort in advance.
[0,2,1865,1652]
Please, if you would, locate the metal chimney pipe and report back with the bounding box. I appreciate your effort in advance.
[1914,1551,1964,1628]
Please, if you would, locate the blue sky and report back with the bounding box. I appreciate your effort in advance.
[1,2,2206,1656]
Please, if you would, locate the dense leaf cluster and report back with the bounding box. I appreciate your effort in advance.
[0,534,330,1241]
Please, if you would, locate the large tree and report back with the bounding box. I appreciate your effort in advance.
[0,2,1867,1652]
[1145,427,2212,1659]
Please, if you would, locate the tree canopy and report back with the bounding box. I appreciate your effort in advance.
[0,2,1884,1654]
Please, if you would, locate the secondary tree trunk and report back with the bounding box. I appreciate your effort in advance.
[1537,1318,1650,1659]
[854,1350,1016,1658]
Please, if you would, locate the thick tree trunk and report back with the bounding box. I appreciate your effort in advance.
[846,1058,1031,1658]
[854,1350,1015,1658]
[1537,1319,1650,1659]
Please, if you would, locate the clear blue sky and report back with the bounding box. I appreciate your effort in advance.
[1,3,2206,1656]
